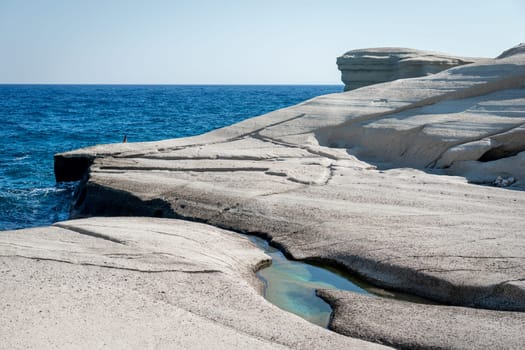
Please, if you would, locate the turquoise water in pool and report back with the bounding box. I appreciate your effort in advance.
[248,236,373,327]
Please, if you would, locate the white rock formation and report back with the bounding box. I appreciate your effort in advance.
[50,44,525,348]
[318,291,525,350]
[337,48,480,91]
[0,217,385,349]
[55,44,525,309]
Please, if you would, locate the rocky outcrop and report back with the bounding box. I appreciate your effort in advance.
[55,45,525,310]
[497,42,525,58]
[0,217,385,349]
[318,290,525,350]
[337,48,480,91]
[53,44,525,347]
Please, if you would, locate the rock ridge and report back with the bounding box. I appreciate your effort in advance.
[337,47,481,91]
[317,290,525,350]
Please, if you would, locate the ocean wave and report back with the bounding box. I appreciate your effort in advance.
[0,182,78,231]
[0,182,77,198]
[14,154,31,161]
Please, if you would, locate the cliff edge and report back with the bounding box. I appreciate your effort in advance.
[337,47,480,91]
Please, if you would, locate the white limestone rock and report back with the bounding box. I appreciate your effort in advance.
[337,47,480,91]
[0,217,385,349]
[53,45,525,348]
[318,291,525,350]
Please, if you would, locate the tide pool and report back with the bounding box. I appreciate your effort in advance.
[248,236,372,327]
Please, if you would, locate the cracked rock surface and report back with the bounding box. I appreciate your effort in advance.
[0,217,385,349]
[54,45,525,346]
[318,290,525,350]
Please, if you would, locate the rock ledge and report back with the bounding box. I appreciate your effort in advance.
[337,47,480,91]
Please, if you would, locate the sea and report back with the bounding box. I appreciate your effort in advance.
[0,84,342,231]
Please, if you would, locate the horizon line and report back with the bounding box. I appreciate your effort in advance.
[0,82,344,86]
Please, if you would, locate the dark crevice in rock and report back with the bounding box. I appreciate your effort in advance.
[253,133,342,161]
[230,113,307,141]
[0,254,221,274]
[54,223,126,245]
[127,155,281,161]
[97,166,271,173]
[70,183,180,221]
[429,121,525,168]
[478,145,525,162]
[54,154,94,182]
[75,186,87,207]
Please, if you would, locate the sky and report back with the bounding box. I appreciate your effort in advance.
[0,0,523,84]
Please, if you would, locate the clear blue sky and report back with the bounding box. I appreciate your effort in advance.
[0,0,523,84]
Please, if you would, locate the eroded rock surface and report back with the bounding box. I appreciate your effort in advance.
[0,217,384,349]
[54,45,525,344]
[318,290,525,350]
[337,48,479,91]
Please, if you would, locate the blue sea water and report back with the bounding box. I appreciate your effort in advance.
[0,84,342,231]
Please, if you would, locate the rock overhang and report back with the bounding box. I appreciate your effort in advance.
[337,47,482,91]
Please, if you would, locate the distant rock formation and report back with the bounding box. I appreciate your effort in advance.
[497,42,525,58]
[337,48,479,91]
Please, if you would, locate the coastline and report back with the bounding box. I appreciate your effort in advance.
[2,45,525,349]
